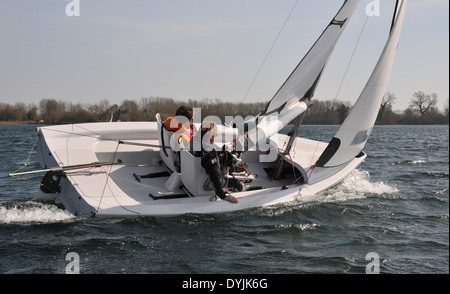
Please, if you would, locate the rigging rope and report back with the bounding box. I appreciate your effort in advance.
[7,134,60,193]
[96,140,141,216]
[241,0,299,103]
[333,15,370,100]
[97,140,120,213]
[10,135,39,176]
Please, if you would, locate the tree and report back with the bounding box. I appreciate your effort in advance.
[39,99,65,123]
[0,103,14,121]
[12,102,28,121]
[381,91,396,109]
[444,98,449,123]
[63,102,92,123]
[106,104,120,122]
[409,91,438,116]
[336,102,351,124]
[302,100,350,124]
[400,108,419,124]
[119,100,141,121]
[377,91,396,123]
[26,103,39,122]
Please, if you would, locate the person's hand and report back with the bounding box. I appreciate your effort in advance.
[224,195,238,204]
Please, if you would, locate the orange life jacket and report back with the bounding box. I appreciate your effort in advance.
[163,116,193,147]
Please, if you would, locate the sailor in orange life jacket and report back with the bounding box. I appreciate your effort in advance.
[163,105,194,148]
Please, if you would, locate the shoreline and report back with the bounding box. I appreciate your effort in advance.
[1,121,448,126]
[0,121,42,125]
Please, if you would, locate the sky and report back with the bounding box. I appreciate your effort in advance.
[0,0,448,112]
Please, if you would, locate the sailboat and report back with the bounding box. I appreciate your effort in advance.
[10,0,407,217]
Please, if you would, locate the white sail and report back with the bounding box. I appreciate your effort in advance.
[316,0,407,168]
[237,0,360,150]
[261,0,360,117]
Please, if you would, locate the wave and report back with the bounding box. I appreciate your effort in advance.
[391,159,428,166]
[272,223,319,231]
[0,201,75,224]
[336,169,399,195]
[299,169,400,204]
[256,169,401,218]
[407,159,426,165]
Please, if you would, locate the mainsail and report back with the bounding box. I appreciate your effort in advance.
[316,0,407,168]
[239,0,360,150]
[260,0,360,117]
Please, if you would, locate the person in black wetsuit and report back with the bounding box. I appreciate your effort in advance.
[191,121,241,204]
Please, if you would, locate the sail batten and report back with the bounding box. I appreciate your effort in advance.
[316,0,407,168]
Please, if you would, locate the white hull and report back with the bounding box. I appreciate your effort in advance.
[36,122,365,217]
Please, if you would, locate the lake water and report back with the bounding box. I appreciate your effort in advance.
[0,124,448,276]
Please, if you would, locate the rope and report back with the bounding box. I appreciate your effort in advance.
[25,135,39,166]
[36,125,118,143]
[97,140,121,213]
[333,15,369,100]
[8,174,49,191]
[241,0,300,103]
[7,134,61,193]
[96,140,141,216]
[295,164,316,199]
[9,135,39,176]
[269,145,317,193]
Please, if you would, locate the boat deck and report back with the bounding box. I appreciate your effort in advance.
[62,143,304,208]
[74,155,300,203]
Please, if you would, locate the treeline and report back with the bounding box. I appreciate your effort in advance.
[0,97,266,124]
[0,92,448,125]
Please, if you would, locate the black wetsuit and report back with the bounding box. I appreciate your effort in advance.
[192,132,241,199]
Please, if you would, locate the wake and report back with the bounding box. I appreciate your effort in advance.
[299,169,399,204]
[0,201,74,224]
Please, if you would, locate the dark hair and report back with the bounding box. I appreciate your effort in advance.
[175,105,193,121]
